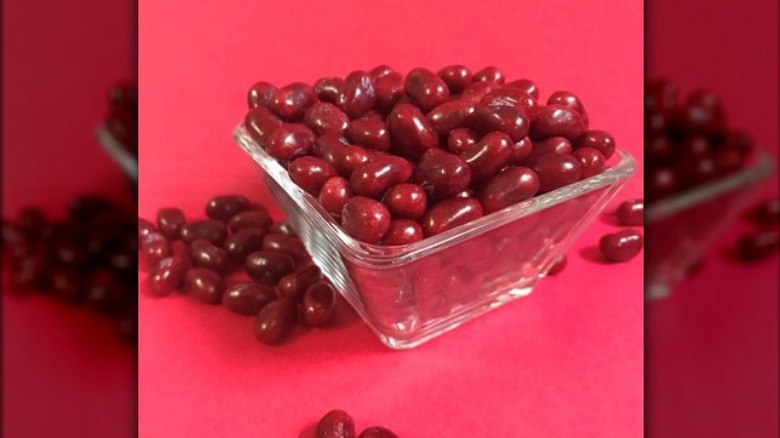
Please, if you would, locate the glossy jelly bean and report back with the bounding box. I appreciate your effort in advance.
[319,176,352,218]
[269,222,297,236]
[617,199,644,226]
[49,267,83,303]
[368,65,395,81]
[339,71,376,119]
[437,65,473,94]
[350,156,413,198]
[427,99,476,137]
[419,148,448,160]
[316,410,357,438]
[737,230,779,261]
[142,239,172,271]
[481,88,538,119]
[387,103,440,159]
[254,298,297,345]
[421,197,484,237]
[645,136,672,162]
[471,103,529,141]
[314,77,343,104]
[575,130,616,159]
[447,128,480,155]
[277,264,321,299]
[245,250,295,285]
[248,81,277,108]
[382,183,427,220]
[180,219,227,246]
[547,91,588,127]
[547,254,567,276]
[262,233,306,260]
[573,147,606,179]
[265,123,316,161]
[460,81,502,104]
[303,102,350,136]
[206,195,251,222]
[183,268,224,304]
[189,238,230,273]
[336,145,374,178]
[222,282,277,316]
[473,66,504,84]
[454,188,475,198]
[224,228,266,264]
[404,67,450,111]
[359,427,398,438]
[751,198,779,226]
[313,133,349,167]
[340,196,391,244]
[599,230,643,262]
[288,156,338,195]
[533,153,582,193]
[373,71,405,112]
[269,82,316,121]
[382,219,424,245]
[156,207,185,239]
[345,117,391,152]
[478,166,540,213]
[300,282,337,326]
[531,105,585,140]
[460,131,513,183]
[86,270,128,313]
[505,78,540,100]
[138,218,158,242]
[147,256,188,297]
[510,136,533,164]
[646,167,678,200]
[414,152,472,200]
[227,210,272,234]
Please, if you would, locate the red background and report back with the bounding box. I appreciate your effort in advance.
[1,0,136,436]
[646,0,779,436]
[138,0,644,436]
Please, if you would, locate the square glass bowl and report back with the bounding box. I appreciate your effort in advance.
[645,152,772,300]
[235,124,636,349]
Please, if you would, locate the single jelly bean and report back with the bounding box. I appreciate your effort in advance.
[481,88,538,119]
[245,106,284,144]
[599,230,643,262]
[373,71,405,112]
[751,198,779,226]
[180,219,227,246]
[647,167,678,200]
[49,267,83,303]
[460,131,513,183]
[460,81,502,104]
[277,264,321,299]
[314,77,343,104]
[419,148,448,160]
[206,195,251,222]
[387,103,440,159]
[617,199,644,226]
[190,238,230,274]
[368,65,395,81]
[346,117,391,152]
[437,64,473,94]
[675,90,726,137]
[301,282,336,326]
[156,207,185,239]
[382,183,427,220]
[138,218,158,242]
[547,91,589,127]
[531,105,585,140]
[288,156,338,195]
[248,81,277,109]
[414,152,472,200]
[254,298,297,345]
[547,254,567,276]
[245,250,296,285]
[339,71,376,119]
[510,136,533,165]
[303,102,350,136]
[427,99,476,137]
[269,222,297,236]
[265,123,316,161]
[341,196,391,244]
[350,156,413,199]
[473,66,505,84]
[421,197,484,237]
[319,176,352,218]
[313,133,349,167]
[262,233,306,260]
[315,410,357,438]
[382,219,424,245]
[336,145,374,178]
[472,103,530,141]
[573,147,606,179]
[183,268,224,304]
[575,130,615,159]
[454,188,475,198]
[228,210,272,234]
[533,153,582,193]
[359,427,398,438]
[109,247,136,281]
[147,256,189,297]
[478,166,540,213]
[269,82,316,121]
[86,270,129,313]
[737,230,779,261]
[224,228,266,264]
[645,136,672,162]
[504,78,540,100]
[405,67,450,111]
[447,128,480,155]
[142,239,172,271]
[222,282,277,316]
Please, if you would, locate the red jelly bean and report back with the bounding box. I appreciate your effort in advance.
[675,90,726,137]
[262,233,307,260]
[303,102,350,136]
[382,219,424,245]
[245,106,283,143]
[227,210,272,234]
[147,256,189,297]
[645,110,669,136]
[319,176,352,218]
[547,254,567,276]
[183,268,224,304]
[473,66,505,84]
[505,78,540,100]
[481,88,538,119]
[447,128,480,155]
[269,82,316,121]
[404,67,450,111]
[478,166,540,213]
[373,72,405,112]
[382,183,427,220]
[573,147,606,179]
[678,136,710,158]
[713,146,744,176]
[460,131,513,183]
[277,264,321,299]
[245,250,296,285]
[156,207,185,240]
[224,228,266,264]
[421,198,484,237]
[86,270,128,313]
[721,129,754,157]
[676,154,717,187]
[138,218,158,242]
[387,103,440,159]
[248,81,276,109]
[350,156,413,198]
[427,100,476,138]
[313,133,349,167]
[751,198,779,226]
[336,145,374,178]
[314,77,343,104]
[617,199,644,226]
[190,238,230,274]
[415,152,472,200]
[359,427,398,438]
[472,103,530,141]
[547,91,588,127]
[269,222,297,236]
[346,117,391,152]
[419,148,448,160]
[531,105,585,140]
[301,282,337,326]
[206,194,251,222]
[645,136,672,162]
[265,123,316,161]
[437,65,473,94]
[341,196,391,244]
[647,167,678,200]
[142,239,172,271]
[368,65,395,81]
[645,79,678,114]
[737,230,779,261]
[509,136,533,164]
[316,410,357,438]
[49,267,83,303]
[460,81,502,104]
[533,153,582,193]
[180,220,227,246]
[222,282,277,316]
[599,230,643,262]
[288,156,338,195]
[254,298,297,345]
[339,71,376,119]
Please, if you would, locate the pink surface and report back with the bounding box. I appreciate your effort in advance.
[1,0,136,436]
[138,0,644,436]
[646,0,779,436]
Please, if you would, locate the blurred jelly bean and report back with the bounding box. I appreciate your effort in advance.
[346,117,391,152]
[245,250,296,285]
[138,218,158,242]
[224,228,266,264]
[645,136,671,162]
[415,152,472,200]
[156,207,185,239]
[547,254,567,276]
[751,198,779,226]
[646,167,678,201]
[737,230,779,261]
[350,156,413,198]
[288,156,338,195]
[49,267,83,303]
[248,81,277,108]
[340,196,391,244]
[645,79,678,114]
[533,153,582,193]
[599,230,643,262]
[382,219,424,245]
[181,219,228,246]
[478,166,540,213]
[254,298,297,345]
[67,195,115,221]
[617,199,644,226]
[265,123,316,161]
[460,131,513,183]
[222,282,277,316]
[339,71,376,119]
[386,103,439,159]
[303,102,350,136]
[18,208,47,239]
[269,82,316,121]
[421,198,484,237]
[404,67,450,111]
[675,90,726,137]
[437,64,473,94]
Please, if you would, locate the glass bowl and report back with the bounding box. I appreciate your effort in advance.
[95,124,138,185]
[645,152,772,300]
[234,124,636,349]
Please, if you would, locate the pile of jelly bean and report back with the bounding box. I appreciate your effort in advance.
[314,409,396,438]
